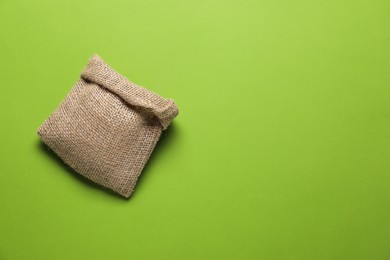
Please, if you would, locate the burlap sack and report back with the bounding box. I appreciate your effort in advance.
[38,54,179,198]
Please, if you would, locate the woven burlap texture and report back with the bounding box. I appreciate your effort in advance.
[38,54,179,198]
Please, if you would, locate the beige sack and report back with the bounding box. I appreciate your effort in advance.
[38,54,179,198]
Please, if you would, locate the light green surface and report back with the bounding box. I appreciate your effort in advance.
[1,0,390,259]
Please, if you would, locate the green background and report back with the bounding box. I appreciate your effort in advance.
[1,0,389,259]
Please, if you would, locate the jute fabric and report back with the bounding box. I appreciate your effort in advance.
[38,54,179,198]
